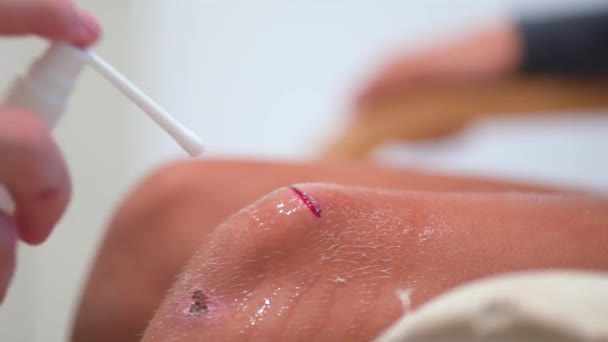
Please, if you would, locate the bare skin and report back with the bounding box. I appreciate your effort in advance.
[357,21,522,111]
[141,184,608,341]
[73,159,571,341]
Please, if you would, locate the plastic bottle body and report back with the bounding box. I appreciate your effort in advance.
[0,43,86,214]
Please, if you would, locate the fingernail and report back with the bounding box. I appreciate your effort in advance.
[75,8,101,46]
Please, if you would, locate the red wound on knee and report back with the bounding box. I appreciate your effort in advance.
[289,186,322,218]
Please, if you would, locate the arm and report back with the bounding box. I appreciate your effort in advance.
[358,8,608,108]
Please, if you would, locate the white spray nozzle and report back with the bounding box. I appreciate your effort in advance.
[85,50,205,157]
[5,42,205,156]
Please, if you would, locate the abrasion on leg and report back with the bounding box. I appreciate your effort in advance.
[186,290,209,316]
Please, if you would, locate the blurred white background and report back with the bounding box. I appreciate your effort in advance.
[0,0,607,340]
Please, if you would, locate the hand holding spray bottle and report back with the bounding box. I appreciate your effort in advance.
[0,42,205,214]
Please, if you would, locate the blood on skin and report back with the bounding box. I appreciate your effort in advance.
[289,186,322,218]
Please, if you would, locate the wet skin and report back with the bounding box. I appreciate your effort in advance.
[141,184,608,341]
[71,159,604,341]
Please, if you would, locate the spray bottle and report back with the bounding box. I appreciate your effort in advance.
[0,42,205,214]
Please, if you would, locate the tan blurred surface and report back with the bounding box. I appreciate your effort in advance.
[323,77,608,159]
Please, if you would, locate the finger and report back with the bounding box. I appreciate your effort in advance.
[0,108,71,245]
[0,0,101,47]
[0,212,17,303]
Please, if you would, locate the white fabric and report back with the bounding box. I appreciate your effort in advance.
[374,271,608,342]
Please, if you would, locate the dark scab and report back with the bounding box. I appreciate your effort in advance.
[192,290,208,301]
[188,289,209,316]
[189,301,208,314]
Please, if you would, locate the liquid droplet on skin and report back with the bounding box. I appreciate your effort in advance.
[276,286,302,318]
[334,276,348,284]
[276,200,298,216]
[256,299,271,314]
[397,288,414,313]
[245,298,273,328]
[240,287,284,333]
